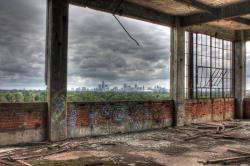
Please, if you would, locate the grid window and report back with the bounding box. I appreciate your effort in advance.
[185,32,234,99]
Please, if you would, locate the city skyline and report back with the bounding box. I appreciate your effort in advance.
[72,81,168,93]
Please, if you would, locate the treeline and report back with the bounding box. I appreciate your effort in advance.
[0,91,46,103]
[68,92,170,102]
[0,91,170,103]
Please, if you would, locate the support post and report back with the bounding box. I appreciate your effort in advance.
[170,19,186,126]
[46,0,69,141]
[234,31,246,119]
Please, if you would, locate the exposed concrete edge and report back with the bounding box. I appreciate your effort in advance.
[67,100,173,105]
[0,128,46,146]
[68,119,173,138]
[185,98,235,103]
[0,102,47,106]
[185,24,235,41]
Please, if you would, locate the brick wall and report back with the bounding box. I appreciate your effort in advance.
[185,98,235,124]
[0,103,47,145]
[0,99,237,145]
[67,100,174,138]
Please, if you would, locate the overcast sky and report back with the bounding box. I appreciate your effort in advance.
[0,0,250,90]
[0,0,171,90]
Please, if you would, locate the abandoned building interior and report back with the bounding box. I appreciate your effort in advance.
[2,0,250,165]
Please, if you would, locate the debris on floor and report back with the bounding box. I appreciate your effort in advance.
[1,120,250,166]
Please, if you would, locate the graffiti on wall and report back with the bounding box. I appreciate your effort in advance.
[111,104,129,123]
[53,95,65,112]
[67,101,173,136]
[130,104,146,130]
[69,105,77,129]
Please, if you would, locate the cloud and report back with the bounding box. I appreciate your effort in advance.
[0,1,171,90]
[0,0,46,89]
[68,5,171,88]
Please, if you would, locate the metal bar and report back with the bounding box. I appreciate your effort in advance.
[222,40,225,98]
[195,33,198,98]
[216,70,228,86]
[232,42,235,98]
[210,36,212,98]
[188,33,194,99]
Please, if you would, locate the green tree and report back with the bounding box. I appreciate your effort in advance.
[6,93,15,102]
[24,91,34,102]
[0,94,8,103]
[14,92,24,102]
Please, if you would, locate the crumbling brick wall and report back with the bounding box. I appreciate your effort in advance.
[67,100,174,138]
[0,103,47,131]
[0,103,47,145]
[0,99,237,145]
[185,98,235,124]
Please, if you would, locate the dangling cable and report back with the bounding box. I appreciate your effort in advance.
[113,14,140,47]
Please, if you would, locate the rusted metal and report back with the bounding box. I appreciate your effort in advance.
[187,32,234,99]
[188,33,194,99]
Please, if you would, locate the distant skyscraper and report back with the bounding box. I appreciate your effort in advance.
[102,81,105,89]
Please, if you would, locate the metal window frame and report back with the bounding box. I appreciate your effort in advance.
[185,32,234,99]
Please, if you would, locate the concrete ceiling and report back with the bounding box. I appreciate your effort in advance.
[197,0,243,7]
[126,0,203,16]
[126,0,250,30]
[70,0,250,40]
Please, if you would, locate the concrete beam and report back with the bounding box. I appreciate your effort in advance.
[234,31,246,119]
[176,0,250,26]
[231,17,250,26]
[170,18,185,126]
[181,1,250,26]
[185,24,235,41]
[175,0,215,13]
[69,0,174,27]
[46,0,69,141]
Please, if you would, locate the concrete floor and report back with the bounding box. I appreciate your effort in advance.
[1,120,250,166]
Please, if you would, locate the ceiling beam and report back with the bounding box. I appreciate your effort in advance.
[231,17,250,26]
[69,0,174,27]
[176,0,250,26]
[185,24,235,41]
[175,0,216,13]
[180,1,250,26]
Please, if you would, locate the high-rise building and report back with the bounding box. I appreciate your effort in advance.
[102,81,105,89]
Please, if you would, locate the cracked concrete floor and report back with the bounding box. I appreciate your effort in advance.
[2,120,250,166]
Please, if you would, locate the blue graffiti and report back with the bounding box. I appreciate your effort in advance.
[112,105,129,123]
[70,105,77,129]
[89,105,96,131]
[53,97,65,112]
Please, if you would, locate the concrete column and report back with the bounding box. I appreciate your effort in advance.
[234,31,246,119]
[170,19,186,126]
[46,0,69,141]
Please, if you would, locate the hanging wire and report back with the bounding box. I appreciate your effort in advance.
[110,0,140,47]
[113,14,140,47]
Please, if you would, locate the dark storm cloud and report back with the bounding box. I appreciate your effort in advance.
[0,0,46,89]
[0,1,171,89]
[68,6,170,87]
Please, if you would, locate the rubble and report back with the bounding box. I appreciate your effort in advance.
[0,120,250,165]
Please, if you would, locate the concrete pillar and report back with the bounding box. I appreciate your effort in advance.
[46,0,69,141]
[234,31,246,119]
[170,19,186,126]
